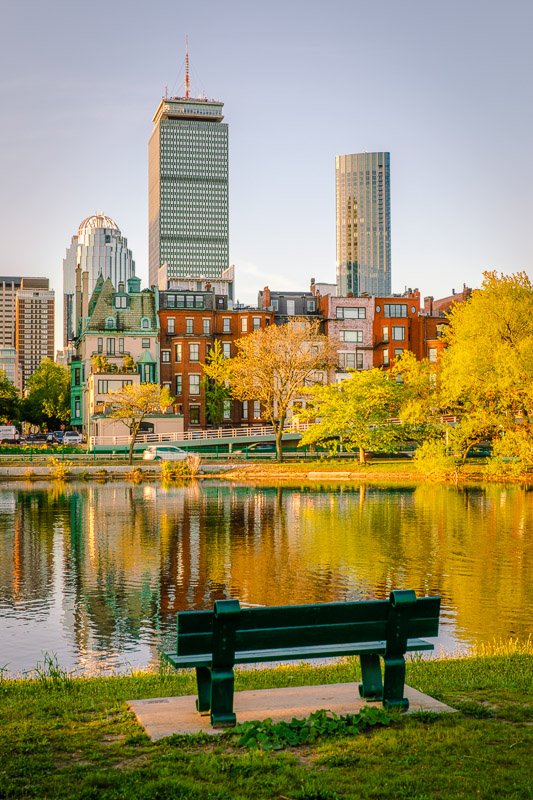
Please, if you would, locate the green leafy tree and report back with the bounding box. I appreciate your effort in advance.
[108,383,174,464]
[298,369,404,464]
[0,371,20,424]
[226,319,338,461]
[201,340,231,426]
[21,359,70,429]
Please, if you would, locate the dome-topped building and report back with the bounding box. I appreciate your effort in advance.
[63,213,136,345]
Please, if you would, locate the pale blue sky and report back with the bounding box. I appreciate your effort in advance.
[1,0,532,347]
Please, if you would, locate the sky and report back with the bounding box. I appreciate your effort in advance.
[1,0,532,348]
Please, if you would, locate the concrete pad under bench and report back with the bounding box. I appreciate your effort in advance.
[128,683,456,741]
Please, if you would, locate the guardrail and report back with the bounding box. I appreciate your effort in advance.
[89,423,312,449]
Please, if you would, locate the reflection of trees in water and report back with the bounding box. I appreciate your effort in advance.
[1,482,531,671]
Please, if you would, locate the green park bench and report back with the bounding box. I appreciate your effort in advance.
[163,590,441,727]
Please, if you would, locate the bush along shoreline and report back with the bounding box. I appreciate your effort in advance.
[0,642,531,800]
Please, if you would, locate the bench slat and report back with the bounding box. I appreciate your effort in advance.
[164,637,435,670]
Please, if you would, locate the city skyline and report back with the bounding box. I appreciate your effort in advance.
[1,0,532,349]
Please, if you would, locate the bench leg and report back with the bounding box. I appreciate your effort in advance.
[358,653,383,700]
[195,667,211,715]
[383,656,409,711]
[210,668,236,728]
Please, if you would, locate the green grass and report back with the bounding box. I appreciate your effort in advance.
[1,644,531,799]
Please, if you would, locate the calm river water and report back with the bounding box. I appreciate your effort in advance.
[0,481,531,676]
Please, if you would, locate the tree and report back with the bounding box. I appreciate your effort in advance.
[201,340,231,426]
[226,319,337,461]
[0,371,20,424]
[298,368,404,464]
[21,359,70,429]
[440,271,533,423]
[108,383,173,464]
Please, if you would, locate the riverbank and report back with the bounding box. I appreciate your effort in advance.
[1,644,531,799]
[0,458,531,484]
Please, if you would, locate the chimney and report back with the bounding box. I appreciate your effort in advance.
[82,270,89,322]
[75,265,82,332]
[424,296,434,314]
[262,286,271,310]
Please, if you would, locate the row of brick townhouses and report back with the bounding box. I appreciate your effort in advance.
[158,287,274,429]
[68,271,470,436]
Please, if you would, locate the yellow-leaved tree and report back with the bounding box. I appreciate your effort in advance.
[224,319,337,461]
[108,383,174,464]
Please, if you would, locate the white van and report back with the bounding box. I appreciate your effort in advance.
[0,425,20,444]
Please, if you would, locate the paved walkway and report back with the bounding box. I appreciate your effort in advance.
[129,683,456,741]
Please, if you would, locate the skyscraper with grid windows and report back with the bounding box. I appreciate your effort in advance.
[336,152,391,297]
[148,94,229,288]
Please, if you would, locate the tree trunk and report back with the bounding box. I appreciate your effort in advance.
[129,420,141,465]
[275,414,285,462]
[359,446,366,464]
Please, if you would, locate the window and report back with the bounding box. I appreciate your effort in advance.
[223,399,231,420]
[222,317,231,333]
[189,405,200,425]
[195,295,204,308]
[175,374,182,394]
[74,368,81,386]
[392,326,405,341]
[175,343,182,362]
[186,318,194,334]
[253,401,261,418]
[241,317,248,333]
[115,295,127,308]
[142,338,150,349]
[241,400,248,418]
[106,316,115,329]
[97,380,108,393]
[286,299,295,315]
[222,342,231,358]
[271,299,279,311]
[167,294,176,309]
[167,318,175,334]
[161,350,170,362]
[307,300,316,312]
[428,347,438,363]
[118,338,124,354]
[176,295,185,308]
[141,318,150,329]
[203,318,210,335]
[384,304,407,318]
[162,382,171,392]
[340,330,363,343]
[189,375,200,395]
[189,343,199,361]
[106,338,115,355]
[394,348,404,359]
[336,306,366,319]
[97,337,103,354]
[253,317,261,331]
[383,348,390,366]
[74,399,80,418]
[186,295,194,308]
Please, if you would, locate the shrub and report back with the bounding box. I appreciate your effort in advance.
[161,454,201,481]
[48,456,73,481]
[413,439,458,480]
[485,428,533,477]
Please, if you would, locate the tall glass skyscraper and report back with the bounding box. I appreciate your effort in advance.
[336,152,391,297]
[148,96,229,287]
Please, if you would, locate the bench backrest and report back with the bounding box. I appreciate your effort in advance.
[176,591,440,662]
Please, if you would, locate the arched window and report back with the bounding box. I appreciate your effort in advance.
[106,317,115,330]
[141,317,151,330]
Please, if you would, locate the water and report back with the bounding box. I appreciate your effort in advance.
[0,481,531,676]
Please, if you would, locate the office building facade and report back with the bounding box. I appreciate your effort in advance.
[15,278,55,388]
[148,96,229,287]
[336,152,391,297]
[63,214,136,345]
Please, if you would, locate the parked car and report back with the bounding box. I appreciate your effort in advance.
[62,431,83,446]
[24,433,49,445]
[234,442,277,457]
[46,431,65,444]
[143,445,191,462]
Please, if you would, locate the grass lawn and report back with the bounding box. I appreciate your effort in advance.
[0,644,531,799]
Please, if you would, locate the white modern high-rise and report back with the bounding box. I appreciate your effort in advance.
[63,214,136,344]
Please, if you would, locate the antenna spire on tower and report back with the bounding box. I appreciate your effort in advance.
[185,35,190,98]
